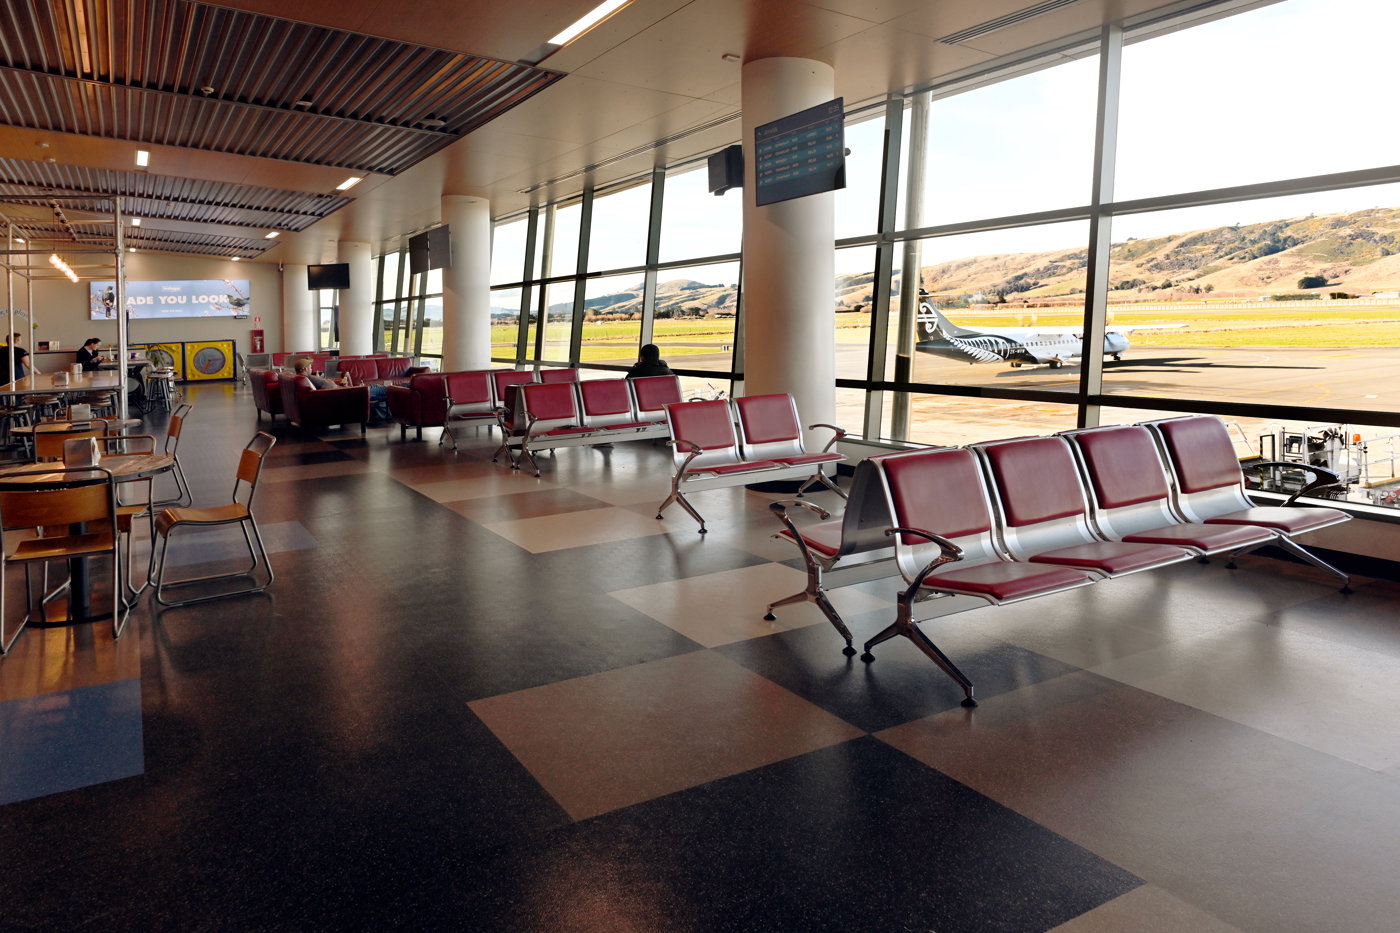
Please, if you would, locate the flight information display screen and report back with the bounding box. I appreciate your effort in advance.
[753,98,846,207]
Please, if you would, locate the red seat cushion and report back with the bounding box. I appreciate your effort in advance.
[772,452,842,467]
[687,459,781,476]
[1122,523,1274,551]
[1205,506,1348,534]
[779,520,843,557]
[1028,541,1187,574]
[923,560,1091,601]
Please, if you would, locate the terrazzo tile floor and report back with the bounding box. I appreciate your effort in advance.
[1,382,1397,931]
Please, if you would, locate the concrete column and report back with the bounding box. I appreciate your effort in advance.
[740,57,837,442]
[338,241,373,356]
[281,264,317,352]
[441,195,493,370]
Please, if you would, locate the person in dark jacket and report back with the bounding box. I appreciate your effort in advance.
[625,343,673,378]
[76,337,106,371]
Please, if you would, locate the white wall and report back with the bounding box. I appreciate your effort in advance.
[25,253,282,357]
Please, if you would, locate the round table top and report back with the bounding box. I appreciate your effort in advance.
[11,419,144,436]
[0,452,175,487]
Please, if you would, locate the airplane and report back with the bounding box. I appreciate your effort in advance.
[914,290,1164,369]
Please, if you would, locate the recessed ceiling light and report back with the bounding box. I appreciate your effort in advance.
[131,217,141,226]
[128,247,136,253]
[294,98,314,108]
[419,116,447,129]
[548,0,631,46]
[721,53,741,62]
[264,231,280,239]
[14,237,24,244]
[231,256,240,262]
[135,149,149,167]
[336,177,362,191]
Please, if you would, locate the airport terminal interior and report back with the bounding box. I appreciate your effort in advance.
[2,0,1400,929]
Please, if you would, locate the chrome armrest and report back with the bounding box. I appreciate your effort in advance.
[886,525,964,600]
[809,422,847,453]
[768,499,832,567]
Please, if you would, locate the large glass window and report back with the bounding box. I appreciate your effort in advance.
[580,275,644,367]
[491,288,524,361]
[659,164,741,263]
[588,180,652,272]
[889,221,1090,391]
[900,55,1099,228]
[1104,183,1400,412]
[834,113,886,240]
[654,261,739,373]
[491,217,529,285]
[1117,0,1400,200]
[548,202,582,277]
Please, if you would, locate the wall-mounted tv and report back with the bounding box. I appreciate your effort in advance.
[89,279,250,320]
[307,263,351,290]
[408,225,451,275]
[753,97,846,207]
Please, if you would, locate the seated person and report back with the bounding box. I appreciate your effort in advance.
[294,358,390,423]
[76,337,106,372]
[626,343,673,378]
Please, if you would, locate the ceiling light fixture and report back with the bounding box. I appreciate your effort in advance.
[129,247,136,253]
[336,177,362,191]
[136,149,150,167]
[548,0,631,45]
[131,217,141,226]
[419,116,447,129]
[938,0,1082,44]
[49,254,79,283]
[721,53,741,62]
[264,231,280,239]
[231,256,240,262]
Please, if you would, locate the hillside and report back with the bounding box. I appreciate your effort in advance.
[494,205,1400,318]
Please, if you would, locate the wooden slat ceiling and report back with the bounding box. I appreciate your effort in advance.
[0,0,562,257]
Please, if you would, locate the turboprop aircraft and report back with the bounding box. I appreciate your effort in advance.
[915,291,1145,369]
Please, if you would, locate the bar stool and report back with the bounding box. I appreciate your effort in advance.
[147,368,177,411]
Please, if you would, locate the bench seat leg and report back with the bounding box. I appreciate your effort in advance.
[764,567,856,655]
[656,487,707,533]
[796,468,849,500]
[862,590,977,707]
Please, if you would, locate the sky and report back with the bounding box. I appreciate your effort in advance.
[493,0,1399,285]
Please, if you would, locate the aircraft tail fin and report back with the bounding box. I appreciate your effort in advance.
[916,295,973,342]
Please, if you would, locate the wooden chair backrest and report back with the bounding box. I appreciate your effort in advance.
[1,473,114,532]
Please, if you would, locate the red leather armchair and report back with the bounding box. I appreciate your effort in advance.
[279,373,370,434]
[386,373,448,441]
[250,369,283,421]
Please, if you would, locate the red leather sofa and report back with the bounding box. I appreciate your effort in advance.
[278,373,370,434]
[250,369,284,421]
[338,356,417,386]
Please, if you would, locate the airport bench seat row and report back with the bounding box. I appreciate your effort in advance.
[766,415,1350,706]
[495,375,684,472]
[655,394,847,534]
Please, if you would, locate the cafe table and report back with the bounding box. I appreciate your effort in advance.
[0,452,175,622]
[0,371,125,398]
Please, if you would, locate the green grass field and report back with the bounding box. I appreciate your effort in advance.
[424,303,1400,361]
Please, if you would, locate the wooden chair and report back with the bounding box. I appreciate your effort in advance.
[156,403,193,507]
[150,432,276,607]
[0,467,124,654]
[94,433,160,603]
[32,421,109,461]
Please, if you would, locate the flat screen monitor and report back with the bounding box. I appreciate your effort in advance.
[408,225,451,275]
[753,97,846,207]
[307,263,351,290]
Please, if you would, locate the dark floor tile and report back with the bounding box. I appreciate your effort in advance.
[718,616,1084,732]
[446,737,1142,932]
